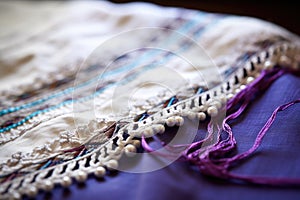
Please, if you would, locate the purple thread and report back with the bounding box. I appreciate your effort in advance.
[185,68,300,185]
[142,68,300,186]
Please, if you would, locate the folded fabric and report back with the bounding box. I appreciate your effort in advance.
[0,1,299,199]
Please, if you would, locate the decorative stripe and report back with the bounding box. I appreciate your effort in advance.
[0,14,223,134]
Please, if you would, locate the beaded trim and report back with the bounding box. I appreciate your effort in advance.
[0,42,298,199]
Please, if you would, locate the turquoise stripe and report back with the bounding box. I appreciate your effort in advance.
[0,12,206,118]
[0,13,223,133]
[39,160,52,170]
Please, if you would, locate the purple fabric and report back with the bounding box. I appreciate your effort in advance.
[32,73,300,200]
[181,69,300,186]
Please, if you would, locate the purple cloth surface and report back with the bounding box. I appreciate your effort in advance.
[33,73,300,200]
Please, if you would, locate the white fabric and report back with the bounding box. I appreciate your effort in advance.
[0,1,297,162]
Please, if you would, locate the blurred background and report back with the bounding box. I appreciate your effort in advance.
[110,0,300,35]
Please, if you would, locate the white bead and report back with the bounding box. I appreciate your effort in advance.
[125,144,136,157]
[132,140,141,147]
[246,77,254,84]
[75,171,87,183]
[235,88,241,94]
[143,127,154,137]
[27,186,37,197]
[207,106,218,117]
[226,93,234,100]
[240,85,246,90]
[12,192,21,200]
[174,116,184,126]
[264,60,273,69]
[187,112,196,120]
[43,180,54,191]
[154,124,165,134]
[166,117,176,127]
[197,112,206,121]
[61,176,72,187]
[107,159,118,170]
[94,166,106,178]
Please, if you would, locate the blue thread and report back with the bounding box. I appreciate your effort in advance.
[167,96,177,107]
[197,87,206,94]
[138,113,149,122]
[39,160,52,170]
[0,12,207,118]
[0,14,223,133]
[76,149,87,158]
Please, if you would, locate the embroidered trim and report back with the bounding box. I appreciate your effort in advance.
[0,13,223,145]
[0,43,298,199]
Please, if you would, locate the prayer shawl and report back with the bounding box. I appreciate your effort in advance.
[0,1,299,199]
